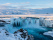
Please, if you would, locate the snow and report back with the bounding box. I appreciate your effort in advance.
[0,8,53,15]
[0,29,15,40]
[43,31,53,37]
[0,28,34,40]
[39,17,53,27]
[0,17,53,40]
[0,29,23,40]
[10,18,24,27]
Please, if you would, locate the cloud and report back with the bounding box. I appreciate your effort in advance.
[1,2,30,6]
[0,2,53,9]
[0,5,17,9]
[0,3,30,9]
[15,2,30,4]
[2,3,11,6]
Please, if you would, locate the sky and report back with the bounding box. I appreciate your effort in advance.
[0,0,53,9]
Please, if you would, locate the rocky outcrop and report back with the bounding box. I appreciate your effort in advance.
[14,28,34,40]
[0,28,34,40]
[0,20,6,26]
[27,35,34,40]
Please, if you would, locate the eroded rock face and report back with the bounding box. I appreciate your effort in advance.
[14,28,34,40]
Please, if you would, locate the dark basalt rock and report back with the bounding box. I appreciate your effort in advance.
[14,34,17,36]
[0,31,1,33]
[27,35,34,40]
[14,31,17,34]
[6,33,9,35]
[5,32,7,33]
[19,28,24,32]
[21,32,27,38]
[14,28,34,40]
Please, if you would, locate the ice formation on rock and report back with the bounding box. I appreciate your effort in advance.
[39,17,53,27]
[11,17,24,27]
[10,17,36,27]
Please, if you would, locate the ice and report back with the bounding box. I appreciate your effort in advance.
[10,18,24,27]
[39,17,53,27]
[43,31,53,37]
[0,17,52,40]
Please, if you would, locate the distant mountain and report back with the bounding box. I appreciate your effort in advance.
[0,6,53,15]
[31,8,53,14]
[20,8,53,14]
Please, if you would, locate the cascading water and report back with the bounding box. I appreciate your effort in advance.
[4,18,53,40]
[10,18,24,27]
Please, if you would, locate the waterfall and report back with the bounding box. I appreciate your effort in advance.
[10,18,23,27]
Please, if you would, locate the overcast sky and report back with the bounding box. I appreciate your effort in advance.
[0,0,53,9]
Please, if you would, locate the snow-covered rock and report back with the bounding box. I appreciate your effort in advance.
[0,29,15,40]
[44,19,53,27]
[0,20,6,26]
[14,28,34,40]
[39,17,53,27]
[43,30,53,37]
[39,17,46,26]
[24,18,36,25]
[0,28,34,40]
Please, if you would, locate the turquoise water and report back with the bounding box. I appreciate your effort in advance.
[5,19,53,40]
